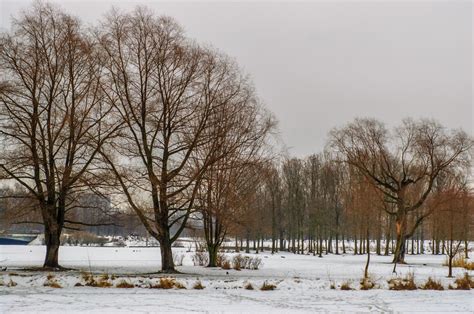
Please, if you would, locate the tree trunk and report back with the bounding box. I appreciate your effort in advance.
[342,234,346,254]
[364,229,370,279]
[465,240,469,259]
[392,215,407,264]
[159,235,175,273]
[208,245,218,267]
[448,254,453,277]
[392,232,406,263]
[43,222,61,269]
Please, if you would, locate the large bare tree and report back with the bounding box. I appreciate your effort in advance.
[0,2,119,268]
[330,118,472,263]
[98,8,273,272]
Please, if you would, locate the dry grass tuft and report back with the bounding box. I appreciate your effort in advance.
[340,281,353,290]
[222,260,232,270]
[7,279,17,287]
[80,272,93,282]
[421,277,444,290]
[193,280,205,290]
[260,281,276,291]
[43,280,62,288]
[452,273,473,290]
[360,277,375,290]
[83,274,112,288]
[244,282,254,290]
[116,280,135,288]
[46,273,55,280]
[444,255,474,271]
[388,272,417,290]
[151,277,186,289]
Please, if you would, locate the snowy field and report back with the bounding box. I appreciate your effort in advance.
[1,245,473,313]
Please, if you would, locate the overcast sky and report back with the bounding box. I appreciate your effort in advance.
[1,0,472,156]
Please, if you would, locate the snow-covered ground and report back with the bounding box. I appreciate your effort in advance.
[1,245,473,313]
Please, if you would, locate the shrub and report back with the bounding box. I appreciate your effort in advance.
[260,281,276,291]
[340,281,353,290]
[216,253,228,268]
[232,254,246,270]
[173,253,185,267]
[221,260,232,270]
[388,272,417,290]
[330,283,336,290]
[193,280,205,290]
[421,277,444,290]
[192,251,209,266]
[244,282,254,290]
[360,277,375,290]
[116,280,135,288]
[452,273,473,290]
[249,257,263,270]
[151,277,186,289]
[62,231,108,246]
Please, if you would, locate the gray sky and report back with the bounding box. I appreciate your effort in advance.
[1,0,472,156]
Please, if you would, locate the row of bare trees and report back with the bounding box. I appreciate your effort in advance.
[0,2,274,271]
[1,2,472,273]
[220,118,473,267]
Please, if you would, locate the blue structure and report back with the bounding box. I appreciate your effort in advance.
[0,235,37,245]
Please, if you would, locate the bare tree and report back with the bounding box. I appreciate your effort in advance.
[0,2,118,268]
[98,8,274,272]
[330,118,472,263]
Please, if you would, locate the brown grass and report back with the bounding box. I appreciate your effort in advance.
[260,281,276,291]
[91,280,113,288]
[84,275,112,288]
[44,280,62,288]
[81,272,93,282]
[244,282,254,290]
[388,272,417,290]
[451,273,473,290]
[116,280,135,288]
[151,277,186,289]
[193,280,205,290]
[360,277,375,290]
[340,281,353,290]
[444,256,474,271]
[46,273,55,280]
[421,277,444,290]
[221,260,232,270]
